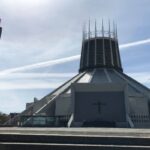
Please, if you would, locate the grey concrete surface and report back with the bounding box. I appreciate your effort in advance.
[0,127,150,137]
[0,143,150,150]
[1,128,150,150]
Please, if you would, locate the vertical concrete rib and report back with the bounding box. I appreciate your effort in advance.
[109,20,114,66]
[113,22,120,68]
[115,41,120,67]
[80,25,85,70]
[87,20,90,67]
[102,19,106,65]
[115,25,122,68]
[115,25,120,67]
[0,19,2,39]
[94,20,97,66]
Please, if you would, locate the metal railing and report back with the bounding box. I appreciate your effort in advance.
[84,30,116,40]
[130,114,150,123]
[19,115,70,127]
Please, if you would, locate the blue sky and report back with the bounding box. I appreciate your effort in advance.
[0,0,150,113]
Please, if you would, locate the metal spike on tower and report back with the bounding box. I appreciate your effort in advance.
[79,20,123,72]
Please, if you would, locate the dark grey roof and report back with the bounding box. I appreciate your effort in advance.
[26,68,149,115]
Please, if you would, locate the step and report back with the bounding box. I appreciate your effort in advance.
[0,143,150,150]
[0,134,150,146]
[1,127,150,149]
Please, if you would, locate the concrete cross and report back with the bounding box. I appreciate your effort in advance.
[93,101,106,114]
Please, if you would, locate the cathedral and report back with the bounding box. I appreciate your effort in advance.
[7,21,150,128]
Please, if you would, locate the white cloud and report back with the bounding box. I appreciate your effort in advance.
[0,80,62,90]
[127,72,150,84]
[0,94,24,113]
[0,72,76,79]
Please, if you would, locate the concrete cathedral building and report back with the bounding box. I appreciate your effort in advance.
[7,21,150,128]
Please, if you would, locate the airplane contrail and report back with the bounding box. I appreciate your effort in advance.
[0,55,80,74]
[0,38,150,74]
[119,38,150,49]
